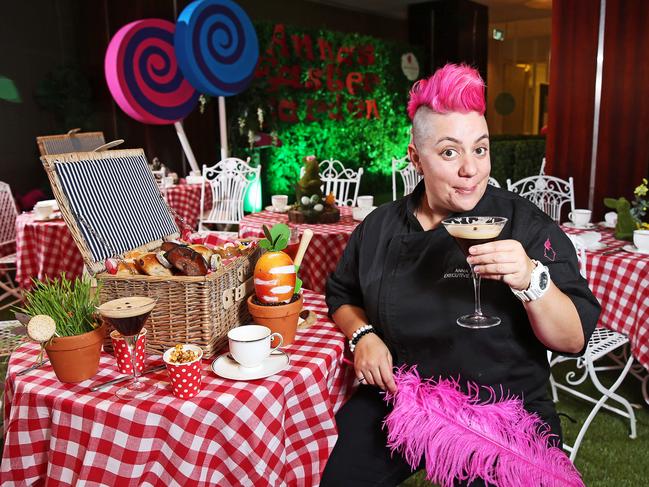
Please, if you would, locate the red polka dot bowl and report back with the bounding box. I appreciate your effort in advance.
[162,344,204,399]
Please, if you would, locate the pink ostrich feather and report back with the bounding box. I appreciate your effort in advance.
[383,367,584,487]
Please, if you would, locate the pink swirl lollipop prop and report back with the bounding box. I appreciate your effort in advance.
[175,0,260,158]
[105,18,200,172]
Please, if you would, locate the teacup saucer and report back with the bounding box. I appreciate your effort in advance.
[622,244,649,255]
[564,222,595,230]
[211,351,290,381]
[598,221,616,229]
[33,212,62,222]
[585,242,606,251]
[265,205,290,213]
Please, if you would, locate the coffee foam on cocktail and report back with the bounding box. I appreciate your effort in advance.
[445,224,503,239]
[98,296,156,318]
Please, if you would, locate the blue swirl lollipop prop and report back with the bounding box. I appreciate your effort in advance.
[175,0,259,97]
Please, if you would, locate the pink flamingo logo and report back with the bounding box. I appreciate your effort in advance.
[544,237,556,261]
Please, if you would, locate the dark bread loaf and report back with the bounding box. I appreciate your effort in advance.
[165,246,209,276]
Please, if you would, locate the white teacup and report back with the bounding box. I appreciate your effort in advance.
[34,202,54,220]
[604,211,618,227]
[633,230,649,252]
[357,195,374,208]
[568,209,592,227]
[228,325,283,368]
[271,194,288,211]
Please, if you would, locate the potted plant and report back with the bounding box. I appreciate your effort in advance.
[247,224,305,345]
[18,276,106,383]
[288,155,340,224]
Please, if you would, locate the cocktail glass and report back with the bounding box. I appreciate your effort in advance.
[442,216,508,329]
[97,296,158,399]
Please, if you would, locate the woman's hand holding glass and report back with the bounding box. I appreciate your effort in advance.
[354,334,397,393]
[466,239,535,291]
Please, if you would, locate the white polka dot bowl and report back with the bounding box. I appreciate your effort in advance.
[163,344,204,399]
[110,328,146,375]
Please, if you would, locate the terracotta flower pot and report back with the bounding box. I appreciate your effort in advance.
[45,323,106,383]
[247,294,303,346]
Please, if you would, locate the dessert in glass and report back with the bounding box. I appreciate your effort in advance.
[98,296,157,399]
[442,216,508,329]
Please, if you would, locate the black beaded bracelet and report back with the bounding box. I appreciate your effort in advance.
[349,325,376,352]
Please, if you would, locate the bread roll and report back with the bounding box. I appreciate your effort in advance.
[124,249,145,260]
[214,243,240,258]
[137,253,173,277]
[115,260,140,276]
[189,244,214,262]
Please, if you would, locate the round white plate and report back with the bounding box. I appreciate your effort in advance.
[211,351,290,381]
[33,212,62,222]
[585,242,606,251]
[265,205,290,213]
[564,222,595,230]
[597,221,616,229]
[622,244,649,255]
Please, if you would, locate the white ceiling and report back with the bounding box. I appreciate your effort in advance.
[306,0,552,23]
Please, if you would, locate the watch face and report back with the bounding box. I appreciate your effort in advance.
[539,271,549,290]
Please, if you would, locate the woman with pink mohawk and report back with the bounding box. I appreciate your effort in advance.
[322,64,599,485]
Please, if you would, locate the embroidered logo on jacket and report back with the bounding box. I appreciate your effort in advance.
[443,267,471,279]
[543,237,556,261]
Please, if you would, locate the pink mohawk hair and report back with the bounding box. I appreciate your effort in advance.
[407,64,486,120]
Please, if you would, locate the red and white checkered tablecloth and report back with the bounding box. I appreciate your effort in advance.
[1,290,356,486]
[239,207,360,293]
[562,225,649,371]
[15,213,85,289]
[164,183,212,231]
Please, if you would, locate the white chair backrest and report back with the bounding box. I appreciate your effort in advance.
[36,131,106,156]
[487,177,501,188]
[392,155,422,200]
[318,159,363,207]
[506,175,575,224]
[200,157,260,226]
[539,157,546,175]
[0,182,18,246]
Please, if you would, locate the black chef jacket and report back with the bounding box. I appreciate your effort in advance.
[326,181,600,418]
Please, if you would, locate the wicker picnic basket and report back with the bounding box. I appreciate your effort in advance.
[41,149,260,357]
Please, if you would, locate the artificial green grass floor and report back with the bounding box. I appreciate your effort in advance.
[1,298,647,485]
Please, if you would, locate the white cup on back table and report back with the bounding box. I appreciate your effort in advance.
[271,194,288,211]
[228,325,283,368]
[34,201,55,219]
[568,209,591,227]
[604,211,618,227]
[633,230,649,252]
[357,195,374,208]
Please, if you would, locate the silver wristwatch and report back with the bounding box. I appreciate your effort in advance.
[511,259,551,302]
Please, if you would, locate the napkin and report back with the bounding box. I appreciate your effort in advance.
[575,231,601,250]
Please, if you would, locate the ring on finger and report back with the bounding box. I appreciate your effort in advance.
[357,376,366,383]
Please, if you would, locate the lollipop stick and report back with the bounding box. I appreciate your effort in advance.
[174,121,200,174]
[218,96,229,160]
[294,229,314,269]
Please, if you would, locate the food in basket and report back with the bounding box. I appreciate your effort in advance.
[136,253,174,277]
[188,244,214,262]
[167,344,201,364]
[161,241,181,252]
[165,245,209,276]
[116,260,139,276]
[124,249,146,260]
[214,242,240,258]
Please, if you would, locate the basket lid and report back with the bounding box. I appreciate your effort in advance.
[41,149,180,274]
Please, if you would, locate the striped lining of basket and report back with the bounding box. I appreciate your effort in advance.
[54,153,178,262]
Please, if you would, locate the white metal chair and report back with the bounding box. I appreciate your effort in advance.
[318,159,363,207]
[506,175,575,224]
[487,177,501,188]
[548,235,637,461]
[392,155,422,201]
[199,157,260,234]
[0,182,22,309]
[36,129,106,156]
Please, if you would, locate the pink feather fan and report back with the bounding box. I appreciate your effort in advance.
[384,367,584,487]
